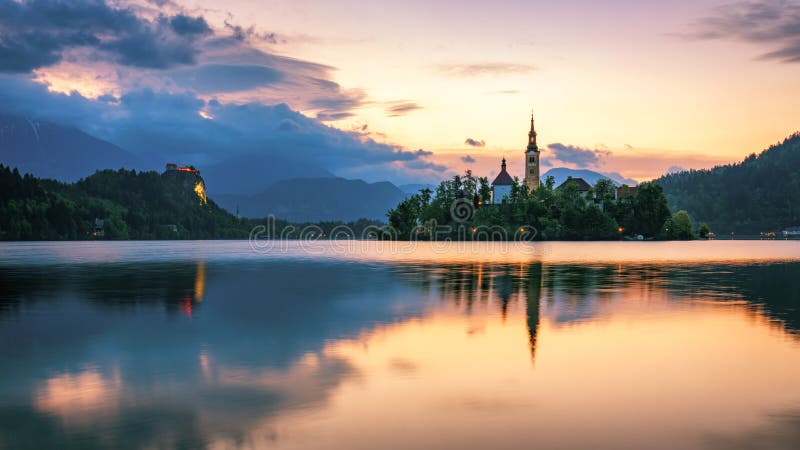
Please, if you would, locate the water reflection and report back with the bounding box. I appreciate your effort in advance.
[0,247,799,449]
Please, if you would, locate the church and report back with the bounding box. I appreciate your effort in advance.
[491,113,541,204]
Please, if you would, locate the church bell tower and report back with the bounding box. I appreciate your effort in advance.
[523,112,540,191]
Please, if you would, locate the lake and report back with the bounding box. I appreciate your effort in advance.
[1,241,799,450]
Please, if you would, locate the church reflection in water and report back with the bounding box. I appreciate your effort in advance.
[416,262,543,362]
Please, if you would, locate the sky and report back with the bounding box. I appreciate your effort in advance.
[1,0,799,184]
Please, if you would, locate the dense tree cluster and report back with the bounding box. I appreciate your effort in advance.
[656,133,800,234]
[0,166,382,240]
[388,171,683,241]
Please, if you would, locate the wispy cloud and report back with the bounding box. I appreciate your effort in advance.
[386,102,423,117]
[686,0,800,63]
[484,89,520,95]
[435,63,536,77]
[461,155,476,163]
[464,138,485,147]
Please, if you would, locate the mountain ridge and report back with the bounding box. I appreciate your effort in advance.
[216,177,407,222]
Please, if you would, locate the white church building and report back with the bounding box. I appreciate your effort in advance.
[491,158,514,204]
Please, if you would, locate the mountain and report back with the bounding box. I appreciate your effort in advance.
[0,114,336,196]
[0,115,142,181]
[398,183,437,195]
[216,177,406,222]
[654,133,800,234]
[541,168,637,187]
[202,153,334,195]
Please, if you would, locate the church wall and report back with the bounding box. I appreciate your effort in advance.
[492,185,512,204]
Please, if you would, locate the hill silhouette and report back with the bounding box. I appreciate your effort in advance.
[655,133,800,234]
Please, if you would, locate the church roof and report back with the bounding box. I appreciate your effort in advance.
[557,176,591,191]
[492,160,515,186]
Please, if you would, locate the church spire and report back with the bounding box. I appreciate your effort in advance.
[524,109,541,191]
[528,111,538,149]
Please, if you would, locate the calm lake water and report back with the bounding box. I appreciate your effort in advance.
[1,241,799,450]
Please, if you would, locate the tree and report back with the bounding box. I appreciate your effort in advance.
[698,222,711,239]
[633,183,671,237]
[662,210,693,240]
[593,179,616,212]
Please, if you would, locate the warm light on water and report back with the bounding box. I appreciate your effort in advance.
[1,241,799,449]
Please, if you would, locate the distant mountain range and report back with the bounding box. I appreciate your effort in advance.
[541,168,637,187]
[0,114,142,181]
[0,114,333,196]
[1,113,651,224]
[202,154,333,195]
[215,177,407,222]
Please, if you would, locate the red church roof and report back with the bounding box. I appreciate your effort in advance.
[492,158,515,185]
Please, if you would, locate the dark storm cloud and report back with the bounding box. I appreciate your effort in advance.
[461,155,476,163]
[464,138,485,147]
[0,75,441,179]
[0,0,212,72]
[0,1,442,182]
[689,0,800,63]
[547,143,611,168]
[436,63,536,77]
[386,102,423,117]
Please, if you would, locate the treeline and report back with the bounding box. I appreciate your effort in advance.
[655,133,800,234]
[388,171,697,240]
[0,165,382,240]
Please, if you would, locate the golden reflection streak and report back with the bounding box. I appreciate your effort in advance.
[194,261,206,302]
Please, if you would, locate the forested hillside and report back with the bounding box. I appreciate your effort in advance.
[0,165,384,240]
[0,165,245,239]
[655,134,800,234]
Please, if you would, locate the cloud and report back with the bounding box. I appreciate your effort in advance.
[546,143,611,168]
[436,63,536,77]
[687,1,800,63]
[461,155,476,164]
[0,0,447,185]
[0,75,444,184]
[464,138,485,147]
[0,0,212,72]
[170,14,213,36]
[1,1,366,119]
[168,64,283,93]
[386,102,423,117]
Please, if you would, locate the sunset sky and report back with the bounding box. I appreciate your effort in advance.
[2,0,799,184]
